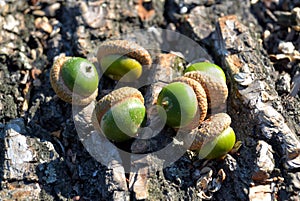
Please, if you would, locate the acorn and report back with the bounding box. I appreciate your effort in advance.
[97,40,152,82]
[184,70,228,114]
[172,76,208,124]
[93,87,146,142]
[189,113,236,159]
[184,62,226,83]
[50,55,99,105]
[156,80,207,129]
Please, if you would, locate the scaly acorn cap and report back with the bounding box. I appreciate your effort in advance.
[172,76,208,124]
[93,87,144,131]
[50,55,98,105]
[184,71,228,114]
[189,113,231,151]
[97,40,152,67]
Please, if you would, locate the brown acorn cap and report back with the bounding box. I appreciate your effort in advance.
[184,71,228,114]
[97,40,152,68]
[172,76,208,125]
[189,113,231,151]
[93,87,144,131]
[50,55,98,105]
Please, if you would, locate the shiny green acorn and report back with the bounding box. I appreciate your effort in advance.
[198,126,236,159]
[190,113,236,160]
[184,62,226,82]
[97,40,152,82]
[50,56,99,105]
[184,63,228,113]
[93,87,146,142]
[100,54,142,81]
[61,57,99,96]
[157,82,198,128]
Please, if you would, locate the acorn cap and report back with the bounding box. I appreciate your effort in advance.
[93,87,144,130]
[184,71,228,114]
[97,40,152,68]
[190,113,231,151]
[50,55,98,105]
[173,76,208,124]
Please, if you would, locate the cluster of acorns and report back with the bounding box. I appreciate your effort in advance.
[50,40,236,160]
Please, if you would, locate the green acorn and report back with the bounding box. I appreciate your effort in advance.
[157,82,200,128]
[50,56,99,105]
[190,113,236,159]
[93,87,146,142]
[97,40,152,82]
[184,62,226,82]
[184,70,228,114]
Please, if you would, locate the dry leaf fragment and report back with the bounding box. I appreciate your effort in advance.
[137,0,155,21]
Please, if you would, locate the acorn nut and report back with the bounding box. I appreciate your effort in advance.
[156,81,201,128]
[190,113,236,159]
[184,62,226,83]
[184,62,228,113]
[172,76,208,125]
[97,40,152,82]
[93,87,146,142]
[50,55,99,105]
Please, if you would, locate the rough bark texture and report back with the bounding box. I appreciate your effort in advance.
[0,0,300,200]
